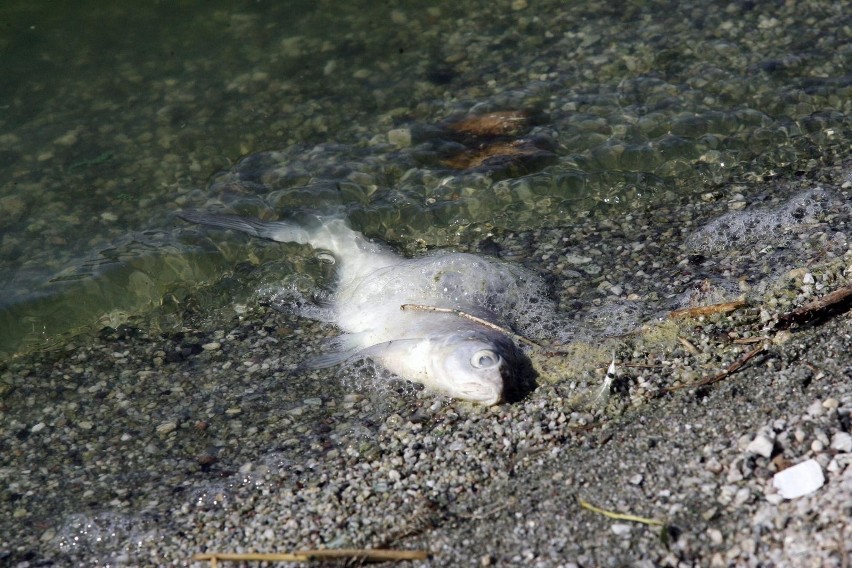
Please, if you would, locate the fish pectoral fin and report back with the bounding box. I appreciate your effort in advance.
[303,350,357,369]
[356,339,419,357]
[301,333,370,369]
[303,338,422,370]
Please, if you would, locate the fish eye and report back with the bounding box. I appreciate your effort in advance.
[471,349,500,369]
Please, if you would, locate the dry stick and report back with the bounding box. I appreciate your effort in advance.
[669,299,748,319]
[775,283,852,330]
[193,548,430,564]
[664,343,766,393]
[399,303,545,349]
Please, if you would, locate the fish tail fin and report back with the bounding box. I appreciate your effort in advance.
[178,211,360,255]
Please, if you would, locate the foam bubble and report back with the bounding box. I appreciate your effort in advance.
[581,301,648,337]
[54,511,158,563]
[686,188,837,253]
[260,275,335,322]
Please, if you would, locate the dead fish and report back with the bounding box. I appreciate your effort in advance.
[179,211,534,405]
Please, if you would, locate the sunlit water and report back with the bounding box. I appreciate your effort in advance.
[1,0,848,356]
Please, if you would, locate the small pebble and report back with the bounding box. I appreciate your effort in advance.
[746,435,774,458]
[156,421,177,435]
[830,432,852,453]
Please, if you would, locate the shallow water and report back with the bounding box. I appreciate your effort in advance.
[1,0,849,356]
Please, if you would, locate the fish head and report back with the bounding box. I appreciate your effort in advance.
[431,330,520,405]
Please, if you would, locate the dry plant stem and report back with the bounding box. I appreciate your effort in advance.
[669,299,747,319]
[775,283,852,330]
[399,303,544,349]
[665,344,766,393]
[193,548,429,564]
[577,497,664,526]
[677,336,701,355]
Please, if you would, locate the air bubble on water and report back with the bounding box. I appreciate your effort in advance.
[686,188,840,253]
[260,276,335,322]
[581,301,646,337]
[54,511,158,563]
[189,483,232,510]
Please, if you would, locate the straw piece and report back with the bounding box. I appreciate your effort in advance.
[577,497,664,526]
[193,548,429,564]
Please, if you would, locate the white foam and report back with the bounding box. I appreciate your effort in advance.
[686,188,838,253]
[54,511,159,564]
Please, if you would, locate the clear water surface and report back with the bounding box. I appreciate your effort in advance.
[1,1,849,356]
[1,0,851,564]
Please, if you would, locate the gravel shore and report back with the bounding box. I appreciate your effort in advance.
[2,160,850,566]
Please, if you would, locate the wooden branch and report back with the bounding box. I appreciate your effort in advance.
[775,283,852,330]
[664,343,766,393]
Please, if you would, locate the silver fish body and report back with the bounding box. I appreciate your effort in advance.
[179,211,532,405]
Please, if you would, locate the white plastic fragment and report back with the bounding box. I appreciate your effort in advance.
[772,459,825,499]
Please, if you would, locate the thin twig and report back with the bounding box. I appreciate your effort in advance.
[664,343,766,393]
[669,299,747,319]
[400,303,544,349]
[192,548,430,564]
[577,497,664,526]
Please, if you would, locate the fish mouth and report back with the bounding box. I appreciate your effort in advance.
[457,383,502,406]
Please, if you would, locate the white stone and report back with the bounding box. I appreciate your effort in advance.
[387,128,411,148]
[156,421,177,435]
[746,434,774,458]
[564,254,593,265]
[707,528,723,544]
[830,431,852,453]
[772,459,824,499]
[611,523,632,536]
